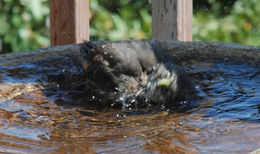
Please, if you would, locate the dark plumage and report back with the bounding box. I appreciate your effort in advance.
[79,41,195,108]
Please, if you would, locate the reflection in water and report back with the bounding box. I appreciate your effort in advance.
[0,58,259,153]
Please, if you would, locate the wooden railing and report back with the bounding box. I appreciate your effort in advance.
[49,0,192,46]
[50,0,90,46]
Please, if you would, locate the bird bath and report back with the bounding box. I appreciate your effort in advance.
[0,41,259,153]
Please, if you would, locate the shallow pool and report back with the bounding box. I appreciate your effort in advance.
[0,57,259,153]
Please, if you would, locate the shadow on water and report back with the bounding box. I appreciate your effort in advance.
[185,60,260,123]
[0,56,259,153]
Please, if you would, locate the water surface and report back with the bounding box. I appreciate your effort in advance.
[0,58,259,153]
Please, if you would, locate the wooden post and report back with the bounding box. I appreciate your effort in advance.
[152,0,193,41]
[50,0,89,46]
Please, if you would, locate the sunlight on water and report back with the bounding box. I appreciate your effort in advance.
[0,58,259,153]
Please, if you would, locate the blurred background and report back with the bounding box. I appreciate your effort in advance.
[0,0,259,53]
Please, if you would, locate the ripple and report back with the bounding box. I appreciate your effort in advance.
[0,59,259,153]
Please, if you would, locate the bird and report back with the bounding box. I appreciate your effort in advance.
[78,40,195,109]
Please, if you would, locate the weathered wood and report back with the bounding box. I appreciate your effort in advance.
[50,0,89,46]
[152,0,193,41]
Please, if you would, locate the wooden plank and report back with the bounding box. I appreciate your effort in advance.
[152,0,193,41]
[50,0,89,46]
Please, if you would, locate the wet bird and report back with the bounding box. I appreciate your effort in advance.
[79,41,195,108]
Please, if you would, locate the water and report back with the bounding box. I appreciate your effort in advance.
[0,57,259,153]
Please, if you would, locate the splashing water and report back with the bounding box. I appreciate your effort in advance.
[0,57,259,153]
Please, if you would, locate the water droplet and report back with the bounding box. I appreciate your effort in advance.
[119,96,124,101]
[131,99,136,103]
[115,87,120,91]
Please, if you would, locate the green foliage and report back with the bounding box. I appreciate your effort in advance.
[193,0,260,45]
[0,0,49,53]
[89,0,151,41]
[0,0,259,53]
